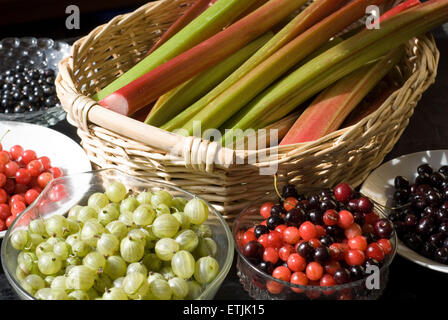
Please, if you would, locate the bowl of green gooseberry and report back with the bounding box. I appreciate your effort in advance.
[1,168,234,300]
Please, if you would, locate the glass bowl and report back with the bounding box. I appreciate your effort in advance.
[1,168,234,300]
[233,202,397,300]
[0,37,70,126]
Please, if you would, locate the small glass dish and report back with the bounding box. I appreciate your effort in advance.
[0,37,70,126]
[1,168,234,300]
[233,202,397,300]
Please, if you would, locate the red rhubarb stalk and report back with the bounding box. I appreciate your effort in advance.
[147,0,218,55]
[379,0,420,22]
[99,0,307,116]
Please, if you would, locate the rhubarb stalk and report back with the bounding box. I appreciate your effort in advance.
[279,48,404,145]
[93,0,259,101]
[221,0,448,145]
[145,32,273,127]
[98,0,306,115]
[161,0,347,131]
[181,0,386,135]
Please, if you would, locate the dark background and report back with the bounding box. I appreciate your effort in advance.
[0,0,448,300]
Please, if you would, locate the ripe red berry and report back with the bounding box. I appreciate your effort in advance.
[329,243,345,261]
[299,221,317,241]
[283,197,298,211]
[290,271,308,293]
[364,212,379,225]
[0,204,11,220]
[263,247,279,264]
[287,253,307,272]
[242,230,256,247]
[324,260,341,275]
[323,209,338,226]
[0,151,10,165]
[345,249,366,266]
[15,168,31,185]
[9,145,24,160]
[267,231,283,249]
[348,235,368,251]
[49,167,63,179]
[0,173,6,188]
[14,183,28,195]
[320,274,337,287]
[308,238,322,249]
[344,223,362,239]
[366,243,385,262]
[357,197,373,213]
[274,224,287,234]
[0,189,7,204]
[272,266,291,282]
[9,194,25,206]
[283,226,300,244]
[4,179,15,194]
[11,201,26,216]
[377,238,393,255]
[333,183,353,203]
[37,172,53,189]
[260,202,275,219]
[5,215,15,228]
[20,150,37,165]
[315,225,326,238]
[306,262,324,281]
[25,189,40,205]
[278,244,294,261]
[337,210,354,229]
[258,234,269,248]
[4,161,19,178]
[27,160,44,177]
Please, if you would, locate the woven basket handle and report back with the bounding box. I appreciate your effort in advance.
[56,57,235,173]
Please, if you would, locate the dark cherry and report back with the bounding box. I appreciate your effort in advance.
[439,222,448,234]
[270,204,285,217]
[429,233,445,248]
[353,212,365,226]
[374,219,394,239]
[308,195,320,209]
[404,214,418,228]
[439,166,448,176]
[297,241,315,261]
[416,217,436,235]
[334,268,350,284]
[443,238,448,249]
[347,199,359,212]
[325,225,345,240]
[423,206,437,218]
[243,241,264,261]
[349,265,365,281]
[436,208,448,222]
[282,184,298,199]
[357,197,373,213]
[254,225,269,239]
[320,199,337,212]
[333,183,354,203]
[394,176,410,190]
[388,212,401,223]
[393,221,407,238]
[266,215,284,230]
[417,164,433,176]
[365,232,378,244]
[394,189,410,204]
[421,242,436,258]
[258,261,274,274]
[319,235,334,247]
[313,246,330,264]
[415,173,431,186]
[434,247,448,264]
[403,233,423,251]
[320,188,334,199]
[284,208,306,227]
[430,172,446,188]
[307,209,323,225]
[425,190,441,206]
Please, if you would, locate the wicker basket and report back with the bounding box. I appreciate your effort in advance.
[56,0,440,221]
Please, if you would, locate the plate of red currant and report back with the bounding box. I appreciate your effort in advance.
[0,121,92,237]
[361,150,448,273]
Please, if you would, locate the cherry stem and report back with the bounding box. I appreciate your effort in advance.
[0,130,11,143]
[273,174,284,201]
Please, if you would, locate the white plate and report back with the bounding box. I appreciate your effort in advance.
[361,150,448,273]
[0,121,92,237]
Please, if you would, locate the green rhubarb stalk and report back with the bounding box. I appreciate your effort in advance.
[221,0,448,145]
[180,0,386,135]
[92,0,259,101]
[279,48,404,145]
[145,32,273,127]
[160,0,346,131]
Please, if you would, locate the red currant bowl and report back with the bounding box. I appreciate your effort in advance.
[233,202,397,300]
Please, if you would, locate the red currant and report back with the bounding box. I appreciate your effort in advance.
[274,224,287,234]
[4,161,19,178]
[348,235,368,251]
[299,221,317,241]
[377,238,393,255]
[0,189,7,204]
[0,204,10,220]
[315,225,326,238]
[324,260,341,275]
[320,274,336,287]
[323,209,338,226]
[282,226,300,244]
[263,247,279,264]
[366,243,385,262]
[337,210,354,229]
[15,168,31,185]
[357,197,373,213]
[258,234,269,248]
[329,243,345,261]
[267,231,283,249]
[27,160,44,177]
[0,173,6,188]
[10,194,25,205]
[260,202,275,219]
[9,145,23,160]
[37,172,53,189]
[309,238,322,249]
[278,244,294,261]
[242,230,256,246]
[38,156,51,170]
[345,249,366,266]
[4,179,15,194]
[0,151,10,165]
[49,167,63,179]
[5,215,15,228]
[283,197,298,211]
[333,183,353,203]
[287,253,306,272]
[344,223,362,239]
[290,271,308,293]
[272,266,291,282]
[306,262,324,281]
[11,201,26,216]
[20,150,37,165]
[25,189,40,205]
